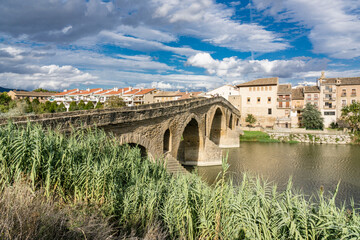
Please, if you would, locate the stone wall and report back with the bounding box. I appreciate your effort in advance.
[267,130,351,144]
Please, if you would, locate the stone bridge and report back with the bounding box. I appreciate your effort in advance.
[2,97,242,173]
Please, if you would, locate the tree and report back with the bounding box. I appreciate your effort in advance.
[33,88,57,93]
[245,114,256,127]
[0,92,12,105]
[95,102,103,109]
[69,101,78,111]
[301,103,324,130]
[85,101,94,110]
[78,100,86,110]
[341,101,360,133]
[105,96,126,108]
[56,103,66,112]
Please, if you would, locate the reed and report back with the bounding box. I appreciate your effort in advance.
[0,123,359,239]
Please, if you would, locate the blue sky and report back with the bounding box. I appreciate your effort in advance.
[0,0,359,91]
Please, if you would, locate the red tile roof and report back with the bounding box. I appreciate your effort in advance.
[104,88,130,96]
[94,89,112,95]
[69,88,102,95]
[135,88,156,95]
[123,89,140,95]
[54,89,78,96]
[236,77,278,87]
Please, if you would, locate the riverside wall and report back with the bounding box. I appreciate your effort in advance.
[267,129,352,144]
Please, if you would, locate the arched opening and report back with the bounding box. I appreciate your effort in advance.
[177,118,200,164]
[124,143,148,158]
[163,129,171,153]
[210,108,224,145]
[229,114,233,130]
[236,118,239,126]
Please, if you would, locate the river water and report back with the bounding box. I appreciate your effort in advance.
[196,142,360,206]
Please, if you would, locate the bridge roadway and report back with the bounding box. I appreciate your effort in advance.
[2,97,242,173]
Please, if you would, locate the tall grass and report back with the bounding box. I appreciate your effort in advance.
[0,123,359,239]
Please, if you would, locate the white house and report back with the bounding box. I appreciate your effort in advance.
[205,85,239,100]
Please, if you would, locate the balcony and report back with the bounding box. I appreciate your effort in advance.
[323,88,335,93]
[323,105,336,109]
[277,105,291,109]
[341,93,347,97]
[277,98,291,102]
[323,97,335,101]
[351,94,357,97]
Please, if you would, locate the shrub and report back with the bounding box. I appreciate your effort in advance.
[301,103,324,130]
[245,114,256,127]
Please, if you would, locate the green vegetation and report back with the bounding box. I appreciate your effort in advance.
[33,88,57,93]
[301,103,324,130]
[0,124,359,239]
[341,102,360,142]
[245,113,256,127]
[240,131,300,143]
[105,96,126,108]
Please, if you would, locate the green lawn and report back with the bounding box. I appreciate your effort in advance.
[240,131,280,143]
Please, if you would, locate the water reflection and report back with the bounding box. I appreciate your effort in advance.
[196,142,360,206]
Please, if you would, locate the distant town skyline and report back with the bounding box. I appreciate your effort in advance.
[0,0,359,91]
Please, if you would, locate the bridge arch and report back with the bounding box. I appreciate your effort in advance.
[176,115,202,165]
[118,133,154,159]
[163,128,171,153]
[229,113,233,130]
[209,106,226,145]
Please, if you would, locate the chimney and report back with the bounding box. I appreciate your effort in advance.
[114,87,118,91]
[87,88,90,91]
[129,86,132,91]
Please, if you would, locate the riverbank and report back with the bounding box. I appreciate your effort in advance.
[240,130,299,143]
[1,124,359,239]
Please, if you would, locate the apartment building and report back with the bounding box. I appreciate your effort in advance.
[304,86,320,108]
[276,84,292,128]
[153,91,203,103]
[318,73,360,127]
[236,77,279,127]
[291,87,305,127]
[8,90,54,103]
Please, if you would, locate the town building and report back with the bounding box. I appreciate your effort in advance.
[205,85,239,100]
[291,87,305,127]
[153,91,203,103]
[276,84,292,128]
[8,90,54,103]
[304,86,320,108]
[236,77,279,128]
[318,73,360,127]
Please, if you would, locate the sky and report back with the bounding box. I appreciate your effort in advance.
[0,0,359,91]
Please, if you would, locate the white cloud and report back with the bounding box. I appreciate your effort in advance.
[187,53,329,78]
[252,0,360,59]
[0,65,97,90]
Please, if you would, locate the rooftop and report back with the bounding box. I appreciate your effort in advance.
[277,84,292,95]
[304,86,320,93]
[291,87,304,100]
[11,90,55,97]
[236,77,278,87]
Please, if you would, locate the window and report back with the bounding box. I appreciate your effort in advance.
[269,86,272,90]
[352,99,356,104]
[257,97,261,103]
[257,87,260,91]
[267,97,271,103]
[249,87,252,91]
[351,89,356,96]
[247,97,250,103]
[307,94,311,100]
[342,100,346,106]
[314,94,318,100]
[285,110,290,116]
[265,86,268,91]
[261,87,264,91]
[268,108,272,115]
[324,111,335,116]
[342,89,346,97]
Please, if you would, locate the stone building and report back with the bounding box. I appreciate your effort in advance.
[318,73,360,127]
[291,87,305,127]
[276,84,292,128]
[8,90,54,103]
[153,91,203,103]
[304,86,320,108]
[236,77,279,127]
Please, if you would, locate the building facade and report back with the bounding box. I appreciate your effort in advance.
[236,77,279,127]
[8,90,54,103]
[205,85,239,100]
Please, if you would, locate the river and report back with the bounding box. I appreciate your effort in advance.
[195,142,360,206]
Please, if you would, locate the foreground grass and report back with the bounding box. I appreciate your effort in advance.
[0,124,359,239]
